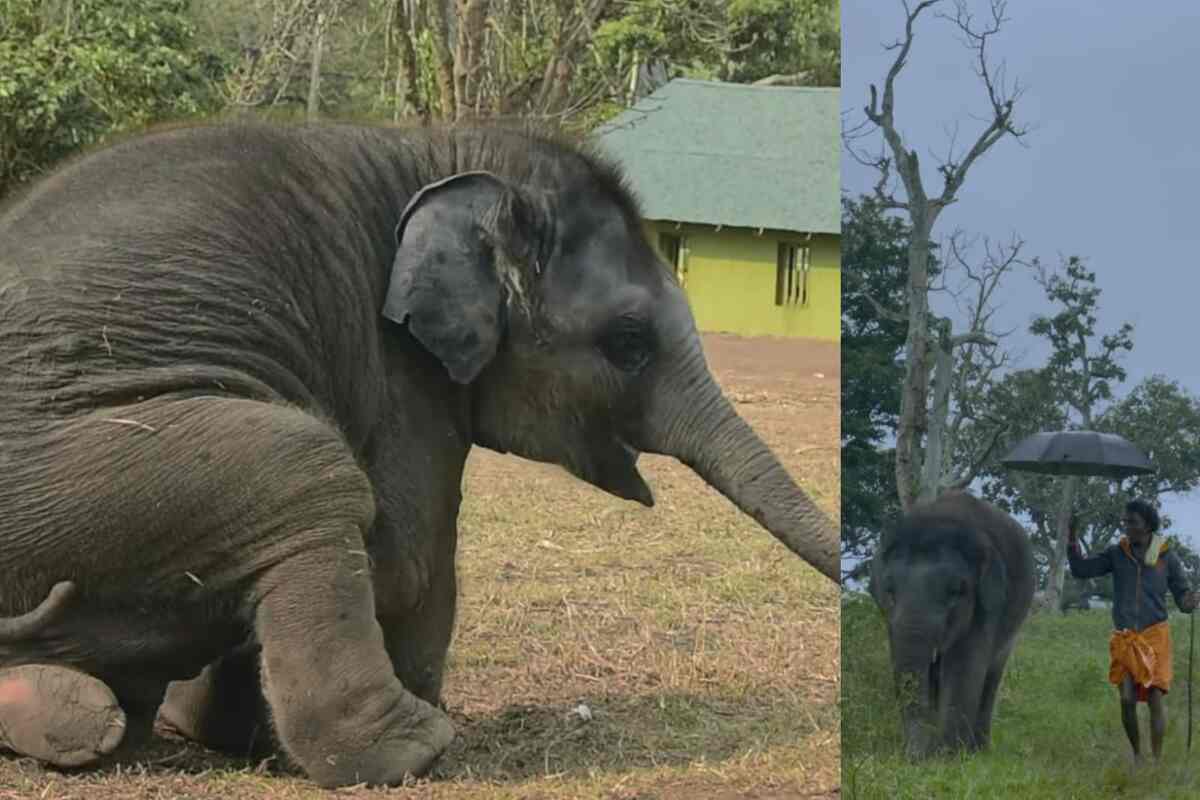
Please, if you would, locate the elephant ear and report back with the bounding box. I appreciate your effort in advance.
[382,171,540,384]
[978,552,1009,617]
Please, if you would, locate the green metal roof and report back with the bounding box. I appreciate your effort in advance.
[594,79,839,235]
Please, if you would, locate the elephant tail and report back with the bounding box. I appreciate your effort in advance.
[0,581,76,641]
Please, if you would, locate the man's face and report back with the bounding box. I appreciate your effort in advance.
[1122,512,1149,537]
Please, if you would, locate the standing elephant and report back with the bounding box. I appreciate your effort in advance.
[0,121,837,788]
[869,491,1034,759]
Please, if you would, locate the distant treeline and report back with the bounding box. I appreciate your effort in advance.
[0,0,839,198]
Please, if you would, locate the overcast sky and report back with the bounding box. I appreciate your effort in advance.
[842,0,1200,550]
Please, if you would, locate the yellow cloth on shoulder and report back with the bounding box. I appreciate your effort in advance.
[1118,534,1168,565]
[1109,620,1172,702]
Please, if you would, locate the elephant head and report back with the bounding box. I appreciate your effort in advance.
[381,152,837,583]
[871,518,1008,757]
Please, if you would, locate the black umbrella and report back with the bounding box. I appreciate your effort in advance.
[1000,430,1156,480]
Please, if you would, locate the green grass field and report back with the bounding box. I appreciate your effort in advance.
[842,593,1200,799]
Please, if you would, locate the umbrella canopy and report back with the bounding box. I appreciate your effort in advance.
[1000,430,1156,480]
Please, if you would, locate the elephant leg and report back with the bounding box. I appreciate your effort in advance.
[6,396,453,786]
[0,665,127,768]
[159,550,460,760]
[155,642,273,757]
[378,543,458,708]
[254,544,454,787]
[939,647,990,752]
[973,647,1013,749]
[158,546,460,755]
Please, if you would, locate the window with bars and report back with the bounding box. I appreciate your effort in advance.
[658,233,685,284]
[775,243,810,307]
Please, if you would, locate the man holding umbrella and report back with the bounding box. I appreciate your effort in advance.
[1067,499,1199,763]
[1003,430,1200,763]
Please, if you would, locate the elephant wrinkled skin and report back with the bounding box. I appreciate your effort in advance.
[0,122,837,788]
[869,491,1034,759]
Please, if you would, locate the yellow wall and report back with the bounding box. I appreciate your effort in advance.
[647,222,840,341]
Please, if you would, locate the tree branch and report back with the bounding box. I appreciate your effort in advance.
[930,0,1029,209]
[949,421,1008,488]
[844,269,909,324]
[753,72,812,86]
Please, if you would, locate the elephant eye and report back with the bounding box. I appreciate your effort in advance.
[598,316,653,374]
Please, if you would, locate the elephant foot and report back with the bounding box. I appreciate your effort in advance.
[253,544,458,787]
[154,645,274,757]
[342,698,455,786]
[154,686,271,757]
[0,665,126,768]
[278,685,455,788]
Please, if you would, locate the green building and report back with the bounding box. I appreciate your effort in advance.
[595,79,840,341]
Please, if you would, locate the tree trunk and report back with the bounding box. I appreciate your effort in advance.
[426,0,457,120]
[627,52,640,106]
[918,323,954,505]
[452,0,489,121]
[895,216,935,512]
[306,13,326,120]
[392,0,421,121]
[1041,475,1079,614]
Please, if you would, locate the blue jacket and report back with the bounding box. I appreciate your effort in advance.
[1067,536,1192,632]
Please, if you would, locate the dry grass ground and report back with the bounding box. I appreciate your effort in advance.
[0,333,840,800]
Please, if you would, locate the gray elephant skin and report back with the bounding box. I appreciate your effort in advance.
[0,121,837,788]
[869,491,1034,759]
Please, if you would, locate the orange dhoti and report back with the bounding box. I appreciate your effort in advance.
[1109,621,1173,702]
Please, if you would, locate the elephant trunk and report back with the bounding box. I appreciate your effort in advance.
[637,342,838,583]
[891,624,942,759]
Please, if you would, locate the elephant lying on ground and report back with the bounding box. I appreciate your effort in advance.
[0,121,837,787]
[869,491,1034,759]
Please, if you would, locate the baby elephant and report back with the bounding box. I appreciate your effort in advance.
[869,491,1035,758]
[0,120,835,787]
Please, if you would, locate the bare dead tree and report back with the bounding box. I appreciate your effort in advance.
[223,0,347,112]
[845,0,1028,512]
[921,232,1024,501]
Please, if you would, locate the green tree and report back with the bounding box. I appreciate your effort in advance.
[963,261,1200,603]
[594,0,838,96]
[725,0,839,85]
[977,375,1200,601]
[1030,257,1134,430]
[1027,258,1135,611]
[840,195,910,573]
[182,0,837,129]
[0,0,221,198]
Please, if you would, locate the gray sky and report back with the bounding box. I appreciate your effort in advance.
[842,0,1200,550]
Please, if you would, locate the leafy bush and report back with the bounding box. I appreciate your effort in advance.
[0,0,221,198]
